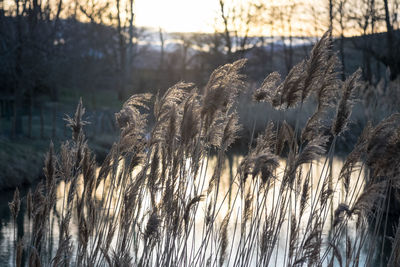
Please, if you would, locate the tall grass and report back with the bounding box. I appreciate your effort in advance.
[8,30,400,266]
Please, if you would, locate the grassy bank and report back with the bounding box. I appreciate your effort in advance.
[0,133,116,191]
[0,138,46,189]
[0,88,122,190]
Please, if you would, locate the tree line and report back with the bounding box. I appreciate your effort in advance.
[0,0,399,139]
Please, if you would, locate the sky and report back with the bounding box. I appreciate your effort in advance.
[2,0,329,36]
[2,0,222,33]
[134,0,323,35]
[135,0,221,33]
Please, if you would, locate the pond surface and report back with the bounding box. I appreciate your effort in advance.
[0,156,380,266]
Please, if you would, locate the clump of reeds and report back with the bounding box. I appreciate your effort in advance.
[8,30,400,267]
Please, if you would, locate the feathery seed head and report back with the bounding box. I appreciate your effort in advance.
[9,187,20,222]
[332,69,362,136]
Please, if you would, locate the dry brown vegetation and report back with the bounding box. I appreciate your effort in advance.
[8,30,400,266]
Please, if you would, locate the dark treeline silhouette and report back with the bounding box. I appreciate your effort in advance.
[1,0,400,138]
[0,0,400,188]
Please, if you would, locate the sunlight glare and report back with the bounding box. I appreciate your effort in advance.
[135,0,219,33]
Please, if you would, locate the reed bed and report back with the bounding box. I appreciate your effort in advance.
[8,30,400,266]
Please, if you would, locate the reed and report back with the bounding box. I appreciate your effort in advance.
[8,30,400,267]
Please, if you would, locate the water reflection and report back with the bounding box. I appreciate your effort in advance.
[0,156,370,266]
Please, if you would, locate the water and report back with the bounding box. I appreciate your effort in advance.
[0,156,376,266]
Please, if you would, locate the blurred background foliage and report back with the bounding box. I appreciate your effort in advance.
[0,0,399,188]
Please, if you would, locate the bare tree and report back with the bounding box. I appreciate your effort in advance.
[219,0,232,61]
[115,0,127,100]
[159,27,165,71]
[382,0,400,79]
[345,0,400,80]
[4,0,64,138]
[80,0,138,100]
[274,1,297,73]
[11,0,24,138]
[337,0,348,80]
[329,0,335,29]
[217,0,266,62]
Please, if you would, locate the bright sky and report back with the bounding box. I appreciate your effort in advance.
[135,0,220,33]
[2,0,220,33]
[134,0,324,35]
[3,0,332,36]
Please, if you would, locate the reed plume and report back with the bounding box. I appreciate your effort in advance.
[65,98,88,141]
[332,69,362,136]
[9,187,20,224]
[253,72,281,104]
[201,59,247,127]
[7,31,400,267]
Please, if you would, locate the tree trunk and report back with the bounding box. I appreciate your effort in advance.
[329,0,334,29]
[40,105,44,139]
[128,0,135,64]
[11,97,17,138]
[219,0,232,62]
[383,0,399,80]
[339,35,346,80]
[11,0,23,139]
[28,87,33,138]
[52,102,56,139]
[181,45,188,80]
[0,102,2,135]
[159,28,165,71]
[12,95,23,138]
[116,0,127,101]
[383,0,393,59]
[338,1,346,80]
